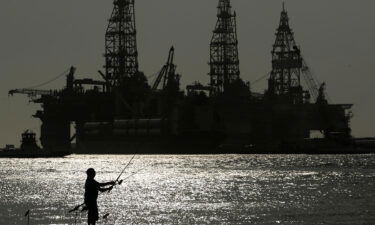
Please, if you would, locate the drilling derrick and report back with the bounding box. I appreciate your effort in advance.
[105,0,139,89]
[209,0,240,95]
[7,1,359,155]
[268,4,307,104]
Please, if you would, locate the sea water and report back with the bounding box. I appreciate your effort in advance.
[0,154,374,225]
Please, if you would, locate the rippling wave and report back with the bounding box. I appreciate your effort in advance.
[0,154,374,224]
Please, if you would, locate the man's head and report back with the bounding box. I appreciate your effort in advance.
[86,168,96,179]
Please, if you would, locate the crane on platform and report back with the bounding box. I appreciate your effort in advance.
[8,67,76,101]
[152,46,177,91]
[268,5,330,104]
[300,57,322,101]
[8,89,56,100]
[301,57,331,103]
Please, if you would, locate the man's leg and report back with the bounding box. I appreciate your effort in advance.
[88,216,96,225]
[87,204,99,225]
[87,209,96,225]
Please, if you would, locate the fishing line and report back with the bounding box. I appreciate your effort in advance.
[68,166,147,224]
[68,151,141,225]
[69,154,136,206]
[112,154,137,188]
[99,154,140,224]
[122,168,144,181]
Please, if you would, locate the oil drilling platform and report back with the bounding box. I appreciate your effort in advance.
[9,0,354,154]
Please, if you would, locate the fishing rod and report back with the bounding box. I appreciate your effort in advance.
[98,155,140,224]
[69,154,137,213]
[109,154,137,189]
[106,168,144,193]
[98,167,144,224]
[68,203,85,213]
[117,154,136,181]
[24,209,30,225]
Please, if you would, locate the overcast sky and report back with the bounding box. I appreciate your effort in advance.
[0,0,374,147]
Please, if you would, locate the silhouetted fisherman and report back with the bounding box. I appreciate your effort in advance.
[84,168,115,225]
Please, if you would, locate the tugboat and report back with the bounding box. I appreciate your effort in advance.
[20,130,40,152]
[0,130,69,158]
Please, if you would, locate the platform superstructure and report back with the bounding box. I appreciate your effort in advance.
[8,0,357,154]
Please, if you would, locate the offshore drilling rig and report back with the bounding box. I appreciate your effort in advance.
[9,0,353,154]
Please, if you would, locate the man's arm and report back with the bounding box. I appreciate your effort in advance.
[99,181,116,187]
[99,186,113,192]
[98,180,116,192]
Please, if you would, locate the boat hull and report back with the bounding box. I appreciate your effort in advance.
[73,137,375,155]
[0,151,69,158]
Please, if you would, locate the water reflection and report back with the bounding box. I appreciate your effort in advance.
[0,154,374,224]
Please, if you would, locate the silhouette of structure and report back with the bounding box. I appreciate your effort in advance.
[20,130,40,151]
[105,0,139,89]
[8,1,355,154]
[268,4,306,103]
[209,0,240,95]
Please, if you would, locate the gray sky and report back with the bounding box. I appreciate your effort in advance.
[0,0,374,147]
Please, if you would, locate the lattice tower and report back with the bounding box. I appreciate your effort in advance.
[269,4,304,100]
[105,0,139,89]
[209,0,240,95]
